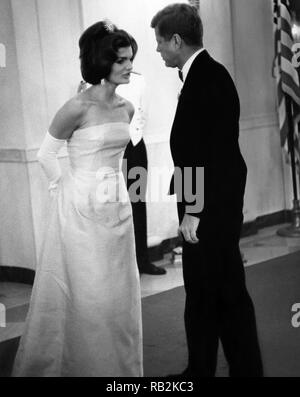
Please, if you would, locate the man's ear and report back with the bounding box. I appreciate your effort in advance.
[173,33,183,49]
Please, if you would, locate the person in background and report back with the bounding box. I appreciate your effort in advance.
[118,73,167,276]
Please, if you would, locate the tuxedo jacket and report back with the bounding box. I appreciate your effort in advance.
[169,50,247,223]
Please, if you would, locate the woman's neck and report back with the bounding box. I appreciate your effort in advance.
[90,80,118,104]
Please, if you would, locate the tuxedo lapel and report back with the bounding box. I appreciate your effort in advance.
[171,50,211,153]
[173,50,211,125]
[180,50,210,96]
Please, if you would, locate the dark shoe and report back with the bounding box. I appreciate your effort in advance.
[139,263,167,275]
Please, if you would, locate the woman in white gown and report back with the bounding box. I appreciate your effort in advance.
[12,21,143,377]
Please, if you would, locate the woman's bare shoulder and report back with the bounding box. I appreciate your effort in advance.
[49,95,89,140]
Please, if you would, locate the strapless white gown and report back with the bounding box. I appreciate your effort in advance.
[12,122,143,377]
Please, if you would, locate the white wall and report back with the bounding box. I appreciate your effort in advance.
[231,0,287,220]
[0,0,82,270]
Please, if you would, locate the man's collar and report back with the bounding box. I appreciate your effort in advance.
[181,48,205,82]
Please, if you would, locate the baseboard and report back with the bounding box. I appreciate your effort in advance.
[149,210,292,261]
[0,266,35,285]
[241,210,291,237]
[0,210,292,285]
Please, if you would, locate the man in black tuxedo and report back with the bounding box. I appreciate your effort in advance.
[151,4,263,377]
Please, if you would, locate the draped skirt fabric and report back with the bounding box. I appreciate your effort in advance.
[13,169,143,377]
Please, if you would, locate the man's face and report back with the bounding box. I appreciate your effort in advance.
[154,27,179,68]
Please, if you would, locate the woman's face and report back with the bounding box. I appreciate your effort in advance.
[108,46,134,85]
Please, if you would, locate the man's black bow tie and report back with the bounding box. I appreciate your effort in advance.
[178,70,183,82]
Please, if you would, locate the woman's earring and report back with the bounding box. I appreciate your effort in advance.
[77,80,87,93]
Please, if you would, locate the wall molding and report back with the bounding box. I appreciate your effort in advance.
[146,113,280,144]
[240,112,278,132]
[0,146,68,163]
[241,209,291,237]
[0,149,27,163]
[0,113,280,163]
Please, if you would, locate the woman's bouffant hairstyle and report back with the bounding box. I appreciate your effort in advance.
[151,3,203,47]
[79,21,138,85]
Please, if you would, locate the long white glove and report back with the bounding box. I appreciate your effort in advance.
[37,131,65,194]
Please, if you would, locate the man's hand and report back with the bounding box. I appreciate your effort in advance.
[178,214,200,244]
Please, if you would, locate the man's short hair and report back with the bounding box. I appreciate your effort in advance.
[151,3,203,47]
